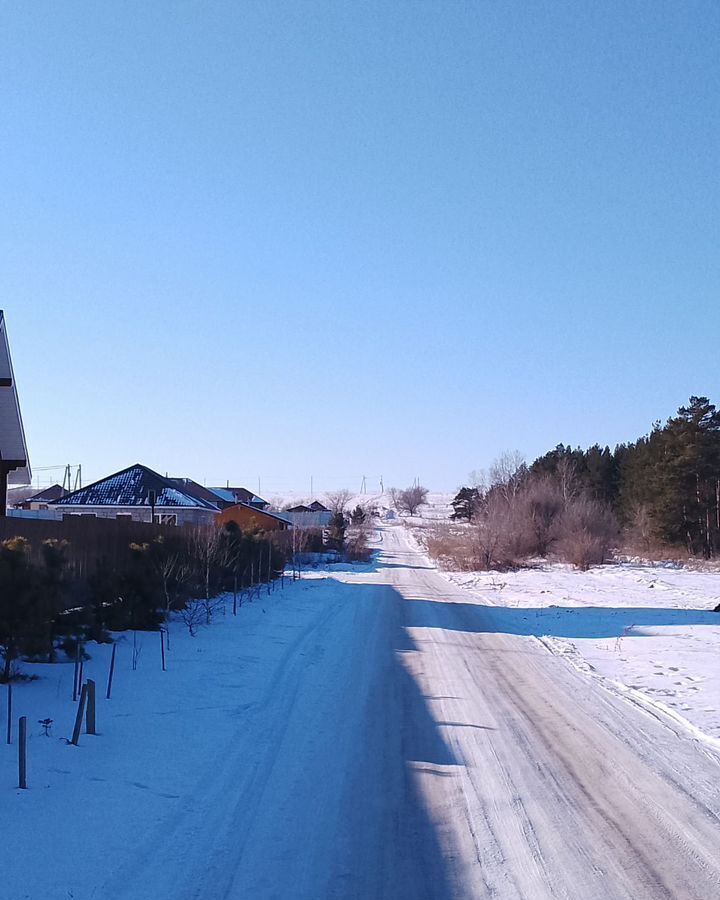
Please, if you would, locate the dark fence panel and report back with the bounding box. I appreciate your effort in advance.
[0,516,176,577]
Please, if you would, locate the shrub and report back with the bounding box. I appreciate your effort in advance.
[554,496,618,569]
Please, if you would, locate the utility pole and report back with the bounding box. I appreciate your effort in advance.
[149,489,157,525]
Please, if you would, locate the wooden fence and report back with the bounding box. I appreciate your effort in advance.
[0,516,176,577]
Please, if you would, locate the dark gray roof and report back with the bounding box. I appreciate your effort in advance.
[169,478,224,508]
[53,464,219,510]
[23,484,65,504]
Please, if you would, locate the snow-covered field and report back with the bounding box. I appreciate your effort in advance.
[266,488,454,519]
[407,522,720,752]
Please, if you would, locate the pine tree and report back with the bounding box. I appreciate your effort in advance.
[350,505,366,525]
[0,538,39,682]
[326,512,347,550]
[451,487,481,522]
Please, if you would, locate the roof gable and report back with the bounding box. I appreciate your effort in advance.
[208,487,270,507]
[210,486,267,506]
[169,478,223,508]
[0,311,31,485]
[226,503,292,526]
[25,484,65,503]
[53,464,219,509]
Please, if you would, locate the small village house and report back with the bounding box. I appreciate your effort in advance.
[217,503,292,532]
[50,463,219,526]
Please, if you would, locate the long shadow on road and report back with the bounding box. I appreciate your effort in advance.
[402,597,719,639]
[311,579,464,900]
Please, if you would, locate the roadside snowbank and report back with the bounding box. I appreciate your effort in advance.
[438,563,720,748]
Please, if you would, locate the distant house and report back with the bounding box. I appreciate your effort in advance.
[210,486,269,510]
[0,311,31,512]
[16,484,66,509]
[50,463,219,526]
[283,499,331,527]
[168,478,229,509]
[282,509,332,528]
[217,503,292,533]
[286,500,329,513]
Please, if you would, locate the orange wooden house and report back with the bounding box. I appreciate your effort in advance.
[217,503,292,532]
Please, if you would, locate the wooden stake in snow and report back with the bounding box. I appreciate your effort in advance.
[233,573,238,616]
[86,679,96,735]
[160,628,166,672]
[106,644,117,700]
[73,645,80,701]
[18,716,27,789]
[71,683,88,746]
[6,682,12,744]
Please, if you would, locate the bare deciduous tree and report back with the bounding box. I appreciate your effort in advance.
[489,451,527,503]
[627,504,654,553]
[391,485,429,516]
[178,600,206,637]
[189,525,229,623]
[326,490,353,516]
[556,456,579,504]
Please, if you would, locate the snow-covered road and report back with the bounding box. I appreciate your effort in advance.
[95,525,720,899]
[9,525,715,899]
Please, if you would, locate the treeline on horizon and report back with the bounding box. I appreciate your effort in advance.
[530,396,720,556]
[450,396,720,564]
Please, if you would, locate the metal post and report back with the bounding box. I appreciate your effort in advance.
[18,716,27,788]
[106,644,117,699]
[6,682,12,744]
[73,645,80,702]
[86,679,96,735]
[71,683,88,746]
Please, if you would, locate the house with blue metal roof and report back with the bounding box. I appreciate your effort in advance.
[208,486,269,510]
[50,463,220,526]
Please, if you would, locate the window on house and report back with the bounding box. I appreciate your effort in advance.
[154,513,178,526]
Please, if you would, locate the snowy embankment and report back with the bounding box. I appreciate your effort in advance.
[407,523,720,753]
[1,574,361,900]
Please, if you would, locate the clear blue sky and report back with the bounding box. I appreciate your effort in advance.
[3,1,719,493]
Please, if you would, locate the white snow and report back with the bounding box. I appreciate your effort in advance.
[4,522,720,899]
[1,578,356,899]
[424,553,720,751]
